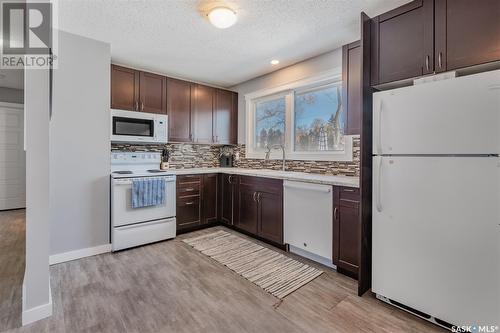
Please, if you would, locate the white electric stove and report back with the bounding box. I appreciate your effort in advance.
[111,152,176,251]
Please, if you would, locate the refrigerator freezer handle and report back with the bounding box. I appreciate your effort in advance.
[376,99,383,154]
[375,156,383,212]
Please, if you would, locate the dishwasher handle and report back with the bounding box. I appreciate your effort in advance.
[284,182,331,193]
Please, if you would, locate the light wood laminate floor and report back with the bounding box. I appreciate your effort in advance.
[1,210,446,332]
[0,209,25,332]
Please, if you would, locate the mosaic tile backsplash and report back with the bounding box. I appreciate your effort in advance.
[111,137,360,177]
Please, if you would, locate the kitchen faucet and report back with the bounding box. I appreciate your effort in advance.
[265,144,286,171]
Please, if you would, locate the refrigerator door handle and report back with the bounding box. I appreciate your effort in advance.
[375,156,383,212]
[376,99,383,154]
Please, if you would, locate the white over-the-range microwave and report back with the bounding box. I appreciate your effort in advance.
[110,109,168,144]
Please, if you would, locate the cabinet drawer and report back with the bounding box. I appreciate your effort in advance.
[177,175,202,185]
[176,197,200,228]
[339,187,360,205]
[240,175,283,193]
[177,183,201,197]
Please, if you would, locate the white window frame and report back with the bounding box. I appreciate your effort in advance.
[245,69,354,162]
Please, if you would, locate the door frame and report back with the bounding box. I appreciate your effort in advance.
[0,101,25,210]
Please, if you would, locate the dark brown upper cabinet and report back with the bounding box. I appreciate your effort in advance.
[370,0,434,85]
[191,84,215,144]
[111,65,166,113]
[342,41,362,135]
[111,65,140,111]
[434,0,500,73]
[167,78,192,142]
[139,71,167,114]
[214,89,238,145]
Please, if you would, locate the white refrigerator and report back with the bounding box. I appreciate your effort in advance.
[372,70,500,327]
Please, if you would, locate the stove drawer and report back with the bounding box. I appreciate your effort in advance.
[112,218,176,251]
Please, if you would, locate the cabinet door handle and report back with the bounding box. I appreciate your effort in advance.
[184,188,194,192]
[141,101,144,111]
[135,101,139,111]
[343,188,355,193]
[257,192,261,203]
[185,201,195,205]
[425,55,430,71]
[438,52,443,69]
[253,192,257,202]
[334,207,338,220]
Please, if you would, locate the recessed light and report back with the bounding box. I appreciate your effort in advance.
[208,7,237,29]
[270,59,280,65]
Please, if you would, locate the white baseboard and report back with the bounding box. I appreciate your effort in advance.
[289,245,336,269]
[49,244,112,265]
[22,282,53,326]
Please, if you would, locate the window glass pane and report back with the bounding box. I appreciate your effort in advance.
[254,96,285,150]
[294,84,345,151]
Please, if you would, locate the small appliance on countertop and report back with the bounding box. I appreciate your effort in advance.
[219,146,234,167]
[160,148,170,170]
[110,152,176,251]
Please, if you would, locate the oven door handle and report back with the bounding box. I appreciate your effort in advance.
[113,178,176,185]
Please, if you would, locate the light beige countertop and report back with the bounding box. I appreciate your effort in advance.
[166,167,359,188]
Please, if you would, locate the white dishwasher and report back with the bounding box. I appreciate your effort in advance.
[283,180,334,268]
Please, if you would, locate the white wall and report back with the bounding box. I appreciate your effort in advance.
[23,68,52,324]
[230,47,343,144]
[49,31,111,257]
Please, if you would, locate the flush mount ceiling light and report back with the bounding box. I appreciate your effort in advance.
[208,7,237,29]
[270,59,280,65]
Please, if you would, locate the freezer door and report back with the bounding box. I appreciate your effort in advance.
[373,70,500,155]
[372,156,500,326]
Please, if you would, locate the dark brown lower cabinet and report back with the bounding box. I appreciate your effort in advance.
[219,174,238,225]
[202,174,218,224]
[235,176,283,245]
[177,173,283,244]
[176,175,201,231]
[236,183,258,234]
[176,196,201,230]
[333,186,361,279]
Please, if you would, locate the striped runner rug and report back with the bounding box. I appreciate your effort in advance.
[183,230,323,299]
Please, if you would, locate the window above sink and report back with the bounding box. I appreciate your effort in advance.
[245,70,354,162]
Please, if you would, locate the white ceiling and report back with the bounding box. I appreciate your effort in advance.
[0,69,23,90]
[58,0,410,88]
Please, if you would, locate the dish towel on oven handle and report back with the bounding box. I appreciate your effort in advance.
[131,178,166,208]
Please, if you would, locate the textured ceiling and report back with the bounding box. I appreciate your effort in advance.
[58,0,410,88]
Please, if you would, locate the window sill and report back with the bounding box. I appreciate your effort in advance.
[244,136,354,162]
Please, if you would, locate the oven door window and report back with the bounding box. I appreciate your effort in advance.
[113,117,154,137]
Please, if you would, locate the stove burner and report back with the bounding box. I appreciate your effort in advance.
[113,170,133,175]
[147,169,167,173]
